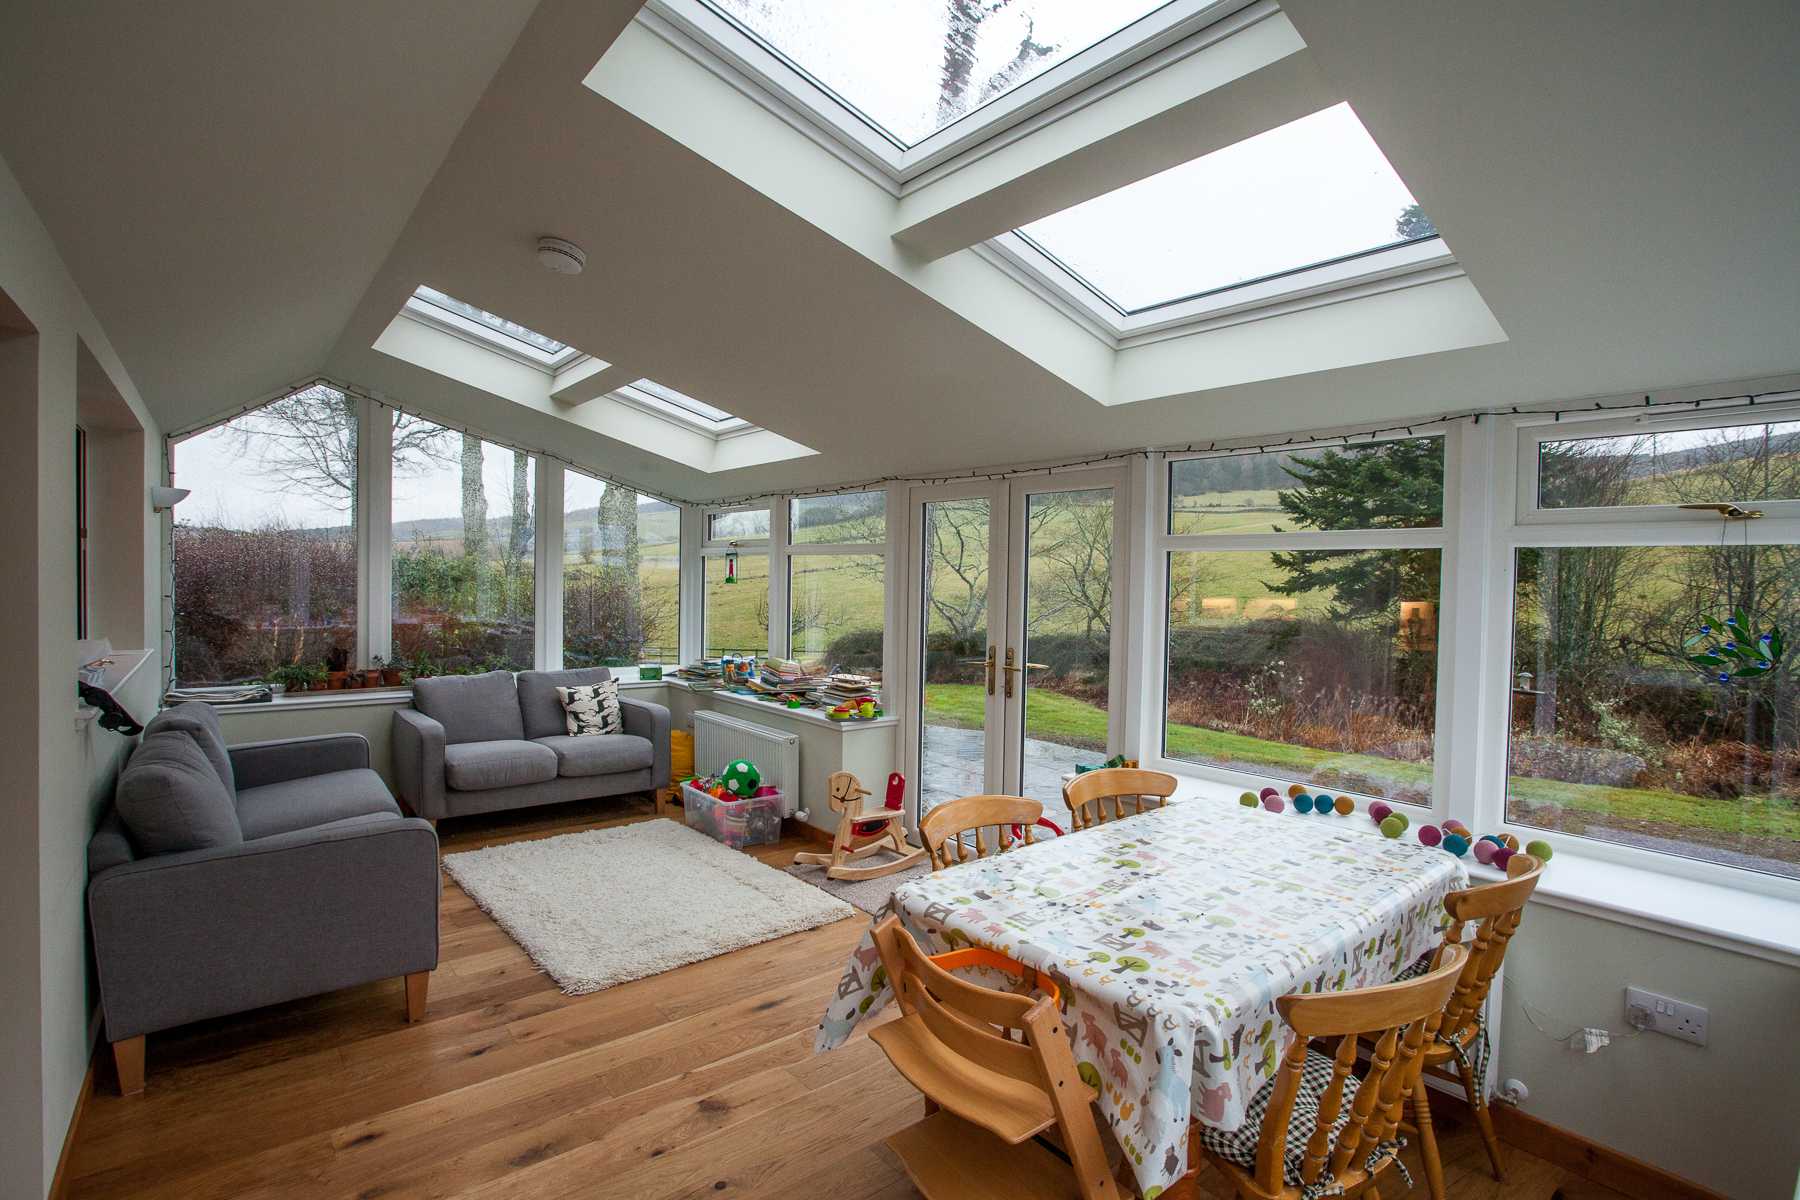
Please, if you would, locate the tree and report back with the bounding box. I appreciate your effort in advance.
[936,0,1052,128]
[923,500,990,643]
[1396,204,1437,241]
[459,435,487,560]
[1027,492,1113,643]
[1268,438,1443,620]
[597,482,643,653]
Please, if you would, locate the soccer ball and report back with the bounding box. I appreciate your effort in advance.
[721,758,762,798]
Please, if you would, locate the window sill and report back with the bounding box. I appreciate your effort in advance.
[665,679,898,729]
[213,676,671,714]
[1162,769,1800,968]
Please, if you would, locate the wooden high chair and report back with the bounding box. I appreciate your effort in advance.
[1401,852,1544,1200]
[791,770,925,881]
[1062,767,1178,831]
[1197,943,1469,1200]
[867,916,1122,1200]
[919,794,1043,870]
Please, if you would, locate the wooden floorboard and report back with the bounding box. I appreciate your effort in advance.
[62,799,1638,1199]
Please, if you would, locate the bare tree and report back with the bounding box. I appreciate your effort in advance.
[936,0,1052,128]
[1027,492,1113,642]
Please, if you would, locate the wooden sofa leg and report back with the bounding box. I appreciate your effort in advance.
[405,971,430,1023]
[113,1035,145,1097]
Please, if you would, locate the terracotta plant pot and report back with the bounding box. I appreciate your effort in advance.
[362,669,383,688]
[328,671,348,690]
[382,669,404,687]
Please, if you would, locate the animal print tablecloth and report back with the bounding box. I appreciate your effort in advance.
[816,799,1464,1198]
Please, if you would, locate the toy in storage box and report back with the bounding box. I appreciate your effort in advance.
[682,782,784,848]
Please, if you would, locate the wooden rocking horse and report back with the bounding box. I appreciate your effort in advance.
[792,770,926,881]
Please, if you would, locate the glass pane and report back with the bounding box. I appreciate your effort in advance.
[1508,545,1799,879]
[390,416,535,676]
[171,385,358,686]
[790,554,884,672]
[703,553,769,658]
[1171,438,1443,534]
[1163,548,1441,805]
[708,509,770,541]
[413,285,567,355]
[919,497,992,819]
[562,472,681,667]
[792,490,886,544]
[1538,419,1800,509]
[629,379,738,426]
[707,0,1170,148]
[1022,489,1113,813]
[1018,104,1436,313]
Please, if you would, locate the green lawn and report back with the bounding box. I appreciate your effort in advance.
[920,683,1800,854]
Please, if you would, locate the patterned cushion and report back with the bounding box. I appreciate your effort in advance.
[1395,951,1491,1084]
[557,680,622,737]
[1198,1047,1361,1190]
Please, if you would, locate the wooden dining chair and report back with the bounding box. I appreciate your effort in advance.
[1197,942,1469,1200]
[867,915,1122,1200]
[919,794,1044,871]
[1062,767,1178,831]
[1400,852,1544,1200]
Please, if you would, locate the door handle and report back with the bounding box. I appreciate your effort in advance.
[956,647,996,695]
[1000,650,1048,700]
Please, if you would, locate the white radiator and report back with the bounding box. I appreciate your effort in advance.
[693,709,801,817]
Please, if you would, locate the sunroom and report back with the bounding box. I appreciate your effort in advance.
[2,3,1796,1199]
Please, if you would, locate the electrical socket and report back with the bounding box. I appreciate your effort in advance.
[1624,986,1708,1046]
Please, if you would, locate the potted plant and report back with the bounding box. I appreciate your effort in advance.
[267,663,313,695]
[325,644,351,690]
[373,654,404,688]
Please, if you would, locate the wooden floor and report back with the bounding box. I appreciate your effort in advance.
[62,799,1630,1200]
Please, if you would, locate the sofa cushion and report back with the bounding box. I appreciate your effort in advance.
[143,702,236,797]
[535,733,654,778]
[411,670,524,745]
[235,768,401,841]
[556,680,622,737]
[443,740,559,791]
[115,731,244,856]
[517,667,614,740]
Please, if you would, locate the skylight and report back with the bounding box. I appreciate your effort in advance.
[407,285,587,369]
[702,0,1172,149]
[616,379,748,433]
[1014,103,1439,314]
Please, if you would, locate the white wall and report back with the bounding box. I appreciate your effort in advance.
[0,149,161,1197]
[1497,905,1800,1200]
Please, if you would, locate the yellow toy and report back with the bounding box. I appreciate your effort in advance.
[792,770,925,881]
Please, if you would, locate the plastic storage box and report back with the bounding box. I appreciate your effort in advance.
[682,782,785,849]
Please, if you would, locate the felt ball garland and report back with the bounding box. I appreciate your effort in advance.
[1235,783,1548,870]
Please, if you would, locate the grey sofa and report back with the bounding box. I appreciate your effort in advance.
[391,667,671,822]
[87,702,440,1095]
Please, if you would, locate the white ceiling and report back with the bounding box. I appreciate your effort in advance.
[3,0,1797,503]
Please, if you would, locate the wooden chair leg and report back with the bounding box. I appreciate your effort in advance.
[1411,1082,1447,1200]
[404,971,430,1023]
[112,1035,145,1097]
[1456,1055,1506,1181]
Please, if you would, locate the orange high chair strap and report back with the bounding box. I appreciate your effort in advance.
[927,948,1061,1005]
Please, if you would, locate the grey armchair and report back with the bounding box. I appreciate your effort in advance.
[392,668,671,822]
[88,703,439,1095]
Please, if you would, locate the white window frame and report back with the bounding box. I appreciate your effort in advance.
[786,490,890,694]
[403,289,589,373]
[1141,425,1463,824]
[700,502,776,659]
[643,0,1258,191]
[1482,407,1800,901]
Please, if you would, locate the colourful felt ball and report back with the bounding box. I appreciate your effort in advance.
[1390,811,1409,832]
[1259,787,1279,800]
[1263,796,1285,813]
[1481,834,1507,848]
[1369,801,1392,823]
[1239,792,1259,807]
[1334,795,1354,816]
[1491,846,1516,870]
[1314,800,1333,816]
[1418,824,1442,847]
[1379,814,1405,839]
[1287,783,1306,799]
[1443,820,1470,837]
[1473,839,1498,865]
[1502,833,1520,851]
[1524,839,1554,862]
[1294,794,1315,813]
[1443,833,1471,857]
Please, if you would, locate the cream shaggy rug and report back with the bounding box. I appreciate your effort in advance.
[441,819,855,994]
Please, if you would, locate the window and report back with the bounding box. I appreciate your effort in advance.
[405,285,589,371]
[789,491,887,672]
[1159,437,1447,807]
[702,0,1171,150]
[171,386,358,685]
[390,414,536,675]
[1507,544,1798,880]
[703,506,770,658]
[708,508,771,540]
[562,471,681,667]
[1536,415,1800,511]
[617,379,747,432]
[1015,104,1439,316]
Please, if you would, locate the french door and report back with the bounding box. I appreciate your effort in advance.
[906,470,1126,828]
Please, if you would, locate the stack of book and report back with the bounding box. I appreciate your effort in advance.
[811,672,878,705]
[674,660,724,690]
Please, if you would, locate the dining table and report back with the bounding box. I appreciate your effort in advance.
[815,797,1467,1199]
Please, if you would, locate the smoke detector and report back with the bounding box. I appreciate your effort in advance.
[536,236,587,275]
